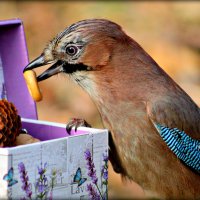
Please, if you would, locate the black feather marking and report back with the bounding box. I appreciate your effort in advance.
[62,62,92,74]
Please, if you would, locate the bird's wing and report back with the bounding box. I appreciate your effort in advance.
[146,100,200,173]
[153,123,200,172]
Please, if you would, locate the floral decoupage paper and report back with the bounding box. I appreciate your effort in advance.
[0,130,108,199]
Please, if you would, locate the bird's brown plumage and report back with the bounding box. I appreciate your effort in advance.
[79,32,200,197]
[24,19,200,199]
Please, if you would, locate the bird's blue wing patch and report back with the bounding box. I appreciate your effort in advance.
[156,124,200,173]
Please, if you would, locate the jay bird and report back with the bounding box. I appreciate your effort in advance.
[23,19,200,199]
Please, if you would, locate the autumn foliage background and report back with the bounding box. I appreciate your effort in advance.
[0,1,199,199]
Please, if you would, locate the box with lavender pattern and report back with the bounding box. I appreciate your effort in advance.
[0,19,108,199]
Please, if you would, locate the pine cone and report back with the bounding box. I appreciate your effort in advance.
[0,99,22,147]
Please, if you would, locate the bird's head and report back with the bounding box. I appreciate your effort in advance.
[23,19,130,84]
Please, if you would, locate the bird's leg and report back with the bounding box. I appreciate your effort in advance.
[109,131,125,175]
[66,118,92,134]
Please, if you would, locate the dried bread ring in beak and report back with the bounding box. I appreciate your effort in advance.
[23,70,42,102]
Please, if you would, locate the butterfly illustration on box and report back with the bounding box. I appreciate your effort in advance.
[3,167,18,187]
[73,167,87,187]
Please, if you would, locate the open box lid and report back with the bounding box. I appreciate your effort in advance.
[0,19,37,119]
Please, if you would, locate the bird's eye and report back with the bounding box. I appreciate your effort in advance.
[66,45,78,56]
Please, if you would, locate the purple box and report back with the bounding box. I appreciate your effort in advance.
[0,19,108,199]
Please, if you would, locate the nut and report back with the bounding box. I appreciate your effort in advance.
[15,134,40,146]
[23,70,42,102]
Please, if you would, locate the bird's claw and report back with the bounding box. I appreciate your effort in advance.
[66,118,92,135]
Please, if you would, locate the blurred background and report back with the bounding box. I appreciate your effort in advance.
[0,1,199,199]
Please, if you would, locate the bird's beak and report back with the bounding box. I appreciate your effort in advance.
[23,55,64,82]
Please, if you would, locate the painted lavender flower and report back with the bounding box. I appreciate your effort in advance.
[18,162,32,199]
[36,162,48,200]
[101,151,108,200]
[101,151,108,185]
[87,183,101,200]
[85,149,98,185]
[84,149,108,200]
